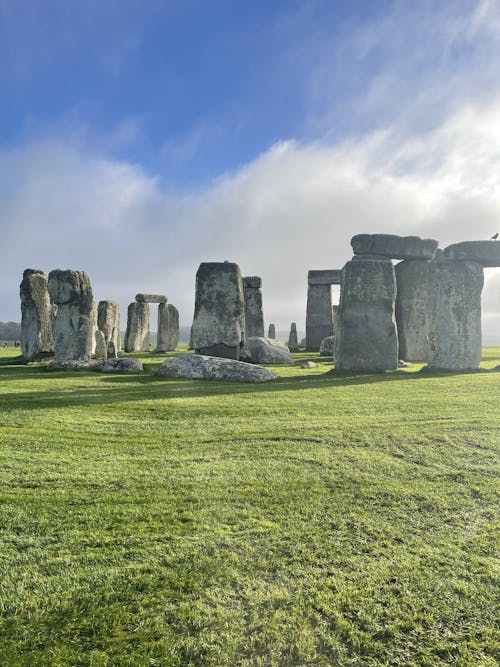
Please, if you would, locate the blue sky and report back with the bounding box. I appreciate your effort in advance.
[1,0,500,338]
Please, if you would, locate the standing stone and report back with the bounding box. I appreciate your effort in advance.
[191,262,245,360]
[288,323,299,352]
[335,257,398,371]
[306,270,341,351]
[156,303,180,352]
[243,276,265,339]
[395,260,435,361]
[91,301,97,356]
[94,329,107,360]
[97,300,120,357]
[48,270,94,362]
[268,323,276,339]
[19,269,55,361]
[124,302,150,352]
[427,261,484,370]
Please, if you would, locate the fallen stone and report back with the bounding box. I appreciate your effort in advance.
[351,234,438,260]
[319,335,335,357]
[46,360,91,370]
[135,294,167,303]
[302,360,317,368]
[157,354,277,383]
[246,336,294,364]
[93,358,144,373]
[443,241,500,267]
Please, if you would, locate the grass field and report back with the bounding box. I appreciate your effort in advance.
[0,347,498,666]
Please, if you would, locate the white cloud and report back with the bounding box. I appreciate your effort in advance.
[1,98,500,341]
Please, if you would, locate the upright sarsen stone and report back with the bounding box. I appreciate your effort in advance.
[288,323,299,351]
[48,269,94,362]
[124,302,150,352]
[306,270,341,351]
[191,262,245,359]
[19,269,55,361]
[156,303,179,352]
[97,300,120,357]
[335,257,398,371]
[243,276,264,339]
[395,260,434,361]
[268,323,276,339]
[427,261,484,370]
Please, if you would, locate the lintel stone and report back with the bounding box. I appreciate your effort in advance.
[308,270,342,286]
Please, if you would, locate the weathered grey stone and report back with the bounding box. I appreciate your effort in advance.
[93,358,143,373]
[20,269,55,361]
[335,257,398,371]
[46,360,91,370]
[268,324,276,339]
[288,323,299,352]
[157,354,277,383]
[156,303,180,352]
[443,241,500,267]
[306,283,333,351]
[395,260,434,361]
[48,270,94,363]
[191,262,245,359]
[427,261,484,370]
[135,294,167,303]
[351,234,438,260]
[124,302,150,352]
[246,336,294,364]
[94,329,107,360]
[243,276,265,339]
[308,270,342,286]
[97,300,120,356]
[319,335,335,357]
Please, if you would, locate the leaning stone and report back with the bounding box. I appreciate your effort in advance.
[94,329,107,360]
[93,358,143,373]
[246,336,294,364]
[288,323,299,352]
[268,323,276,339]
[427,260,484,370]
[243,276,265,339]
[124,302,150,352]
[135,294,167,303]
[20,269,55,361]
[157,354,277,383]
[335,257,398,371]
[48,269,94,362]
[443,241,500,267]
[97,300,120,356]
[156,303,180,352]
[351,234,438,261]
[191,262,245,359]
[319,335,335,357]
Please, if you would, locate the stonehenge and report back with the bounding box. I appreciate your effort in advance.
[156,303,179,353]
[124,293,179,353]
[124,301,150,352]
[97,300,120,358]
[306,270,341,351]
[190,262,245,360]
[48,269,94,363]
[243,276,265,339]
[19,269,55,361]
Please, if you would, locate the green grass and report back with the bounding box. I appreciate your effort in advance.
[0,347,499,666]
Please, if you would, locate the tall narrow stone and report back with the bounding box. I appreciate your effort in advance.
[268,323,276,339]
[395,260,434,361]
[48,270,94,362]
[97,300,121,357]
[427,260,484,370]
[306,270,341,351]
[288,323,299,351]
[191,262,245,359]
[124,302,150,352]
[156,303,180,352]
[243,276,264,339]
[335,257,398,371]
[19,269,55,361]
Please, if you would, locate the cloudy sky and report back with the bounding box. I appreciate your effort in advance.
[1,0,500,341]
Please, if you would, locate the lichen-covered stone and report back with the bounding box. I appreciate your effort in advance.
[93,358,143,373]
[191,262,245,359]
[351,234,438,260]
[246,336,294,364]
[395,260,434,361]
[135,294,167,303]
[319,335,335,357]
[335,257,398,371]
[443,241,500,267]
[48,269,94,362]
[156,303,179,352]
[97,300,120,356]
[19,269,55,361]
[157,354,277,383]
[94,329,107,359]
[124,302,150,352]
[243,276,264,339]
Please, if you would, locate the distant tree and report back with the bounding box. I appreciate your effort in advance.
[0,321,21,341]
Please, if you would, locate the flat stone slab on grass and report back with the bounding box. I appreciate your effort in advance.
[157,354,277,383]
[93,358,144,373]
[246,337,294,364]
[351,234,438,260]
[443,241,500,266]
